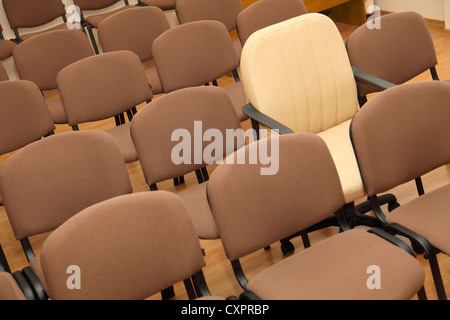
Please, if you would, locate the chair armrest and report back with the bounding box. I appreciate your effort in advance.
[242,103,294,135]
[352,66,396,91]
[367,227,416,257]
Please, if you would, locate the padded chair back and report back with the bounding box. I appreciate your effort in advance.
[0,80,55,155]
[152,20,239,93]
[241,13,358,134]
[2,0,66,29]
[98,6,170,62]
[131,86,244,185]
[13,30,94,91]
[0,131,133,241]
[346,11,438,99]
[207,133,346,261]
[350,81,450,196]
[237,0,307,46]
[176,0,243,33]
[73,0,122,11]
[38,191,205,300]
[57,51,153,126]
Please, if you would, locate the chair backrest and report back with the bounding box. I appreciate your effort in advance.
[98,6,170,62]
[237,0,307,46]
[73,0,123,11]
[131,86,244,185]
[57,50,153,126]
[346,11,438,99]
[350,81,450,196]
[176,0,243,33]
[138,0,175,10]
[0,80,55,155]
[0,130,133,241]
[2,0,66,30]
[13,30,94,91]
[38,191,205,300]
[207,133,346,261]
[152,20,239,93]
[241,13,358,134]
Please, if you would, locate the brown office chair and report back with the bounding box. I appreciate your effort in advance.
[26,191,222,300]
[98,6,170,95]
[137,0,175,11]
[0,80,55,273]
[57,50,153,163]
[236,0,307,46]
[346,11,443,106]
[131,86,245,240]
[2,0,68,42]
[0,24,17,62]
[176,0,243,60]
[207,132,426,300]
[152,20,248,122]
[73,0,132,54]
[13,29,95,125]
[350,80,450,300]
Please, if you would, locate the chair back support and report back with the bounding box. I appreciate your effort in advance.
[152,20,239,93]
[207,133,346,261]
[0,131,133,240]
[176,0,243,32]
[13,30,94,91]
[98,6,170,62]
[350,81,450,196]
[237,0,307,46]
[2,0,66,29]
[39,191,205,300]
[57,51,153,126]
[131,86,244,185]
[346,11,438,98]
[0,80,55,155]
[73,0,122,11]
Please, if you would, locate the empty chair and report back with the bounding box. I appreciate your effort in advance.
[98,6,170,95]
[207,132,426,300]
[137,0,175,11]
[74,0,132,54]
[350,81,450,300]
[236,0,307,46]
[346,11,443,106]
[57,50,153,163]
[176,0,244,60]
[13,29,95,124]
[152,20,248,122]
[240,13,399,252]
[2,0,68,42]
[25,191,221,300]
[131,86,245,240]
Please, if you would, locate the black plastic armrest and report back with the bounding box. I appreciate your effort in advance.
[239,290,262,300]
[351,66,396,91]
[242,103,294,135]
[367,227,416,257]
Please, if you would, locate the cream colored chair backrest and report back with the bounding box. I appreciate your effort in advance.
[241,13,358,134]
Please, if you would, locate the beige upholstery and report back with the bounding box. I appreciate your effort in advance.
[34,191,207,300]
[241,13,363,203]
[0,272,26,300]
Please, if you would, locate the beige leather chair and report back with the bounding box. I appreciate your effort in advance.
[240,13,399,252]
[350,81,450,300]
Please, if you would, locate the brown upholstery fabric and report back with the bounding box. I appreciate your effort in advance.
[37,191,205,300]
[45,97,68,125]
[3,0,66,29]
[57,50,152,126]
[141,0,175,10]
[18,23,69,41]
[0,40,17,61]
[144,67,163,95]
[13,30,94,91]
[350,81,450,196]
[131,86,243,185]
[0,131,133,240]
[237,0,308,46]
[0,272,26,300]
[105,122,139,163]
[84,6,132,28]
[0,80,55,155]
[207,133,346,261]
[74,0,122,11]
[0,63,9,81]
[176,0,243,32]
[347,11,438,98]
[247,229,425,300]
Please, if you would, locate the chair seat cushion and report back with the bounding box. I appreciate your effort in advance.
[386,183,450,255]
[0,40,17,60]
[222,81,248,122]
[46,97,67,124]
[141,0,175,10]
[106,122,138,163]
[178,182,220,240]
[19,24,69,41]
[85,7,134,28]
[247,229,424,300]
[317,119,366,203]
[144,66,163,95]
[0,272,26,300]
